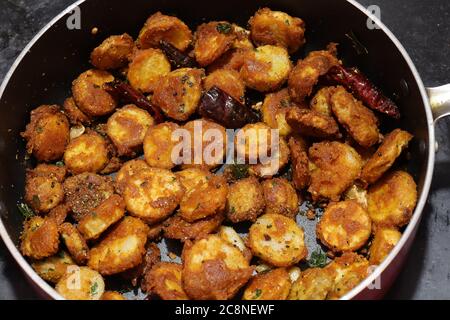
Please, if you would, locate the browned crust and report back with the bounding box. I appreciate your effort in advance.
[72,69,117,117]
[21,216,60,260]
[90,33,134,70]
[203,69,245,103]
[262,178,299,219]
[21,105,70,162]
[243,268,291,300]
[316,200,372,252]
[137,12,192,51]
[330,86,380,148]
[361,129,413,184]
[226,177,265,223]
[288,136,310,190]
[143,262,188,299]
[63,173,114,221]
[194,21,235,67]
[152,68,204,121]
[163,213,224,242]
[288,46,339,102]
[249,8,306,53]
[286,107,341,139]
[63,97,92,125]
[59,222,90,265]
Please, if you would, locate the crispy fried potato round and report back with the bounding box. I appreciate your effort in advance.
[63,173,114,221]
[59,222,89,265]
[249,8,306,53]
[317,201,372,252]
[63,131,109,174]
[182,119,227,170]
[21,216,60,260]
[194,21,236,67]
[115,159,150,195]
[56,266,105,300]
[180,175,228,222]
[261,88,298,136]
[344,184,368,209]
[361,129,413,185]
[243,268,291,300]
[32,251,74,284]
[310,86,336,116]
[288,46,339,102]
[231,24,254,50]
[226,177,265,223]
[308,141,363,201]
[207,48,249,73]
[90,33,134,70]
[78,194,126,240]
[88,216,149,275]
[218,226,252,262]
[182,235,253,300]
[152,68,203,121]
[124,168,184,224]
[101,291,126,300]
[288,135,310,190]
[127,48,171,93]
[241,45,292,92]
[106,104,154,156]
[249,136,290,178]
[72,69,117,117]
[369,227,402,265]
[31,163,67,182]
[163,213,224,242]
[286,108,341,139]
[325,252,369,300]
[143,122,181,169]
[63,97,91,126]
[204,69,245,103]
[48,204,70,226]
[22,105,70,162]
[330,86,380,148]
[25,165,65,213]
[235,122,273,163]
[262,178,299,219]
[367,170,417,227]
[176,168,212,192]
[249,213,307,267]
[144,262,188,300]
[137,12,192,51]
[288,268,334,300]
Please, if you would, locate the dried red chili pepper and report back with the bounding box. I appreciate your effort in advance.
[159,40,198,69]
[198,86,260,129]
[104,80,164,123]
[326,65,401,119]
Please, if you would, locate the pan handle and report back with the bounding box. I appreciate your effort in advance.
[427,84,450,122]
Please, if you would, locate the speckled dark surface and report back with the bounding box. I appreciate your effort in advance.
[0,0,449,300]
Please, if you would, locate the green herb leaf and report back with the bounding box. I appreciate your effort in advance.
[17,203,35,219]
[216,23,232,34]
[90,282,98,296]
[308,249,328,268]
[55,161,65,167]
[253,288,262,299]
[230,164,249,180]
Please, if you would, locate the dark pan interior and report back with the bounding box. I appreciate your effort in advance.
[0,0,431,296]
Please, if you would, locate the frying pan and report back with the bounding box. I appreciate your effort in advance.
[0,0,449,300]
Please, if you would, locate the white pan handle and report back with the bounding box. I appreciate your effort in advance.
[427,84,450,122]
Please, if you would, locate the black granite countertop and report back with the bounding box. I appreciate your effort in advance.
[0,0,449,300]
